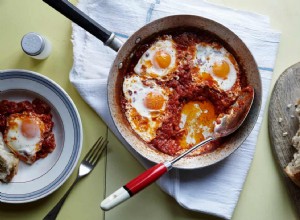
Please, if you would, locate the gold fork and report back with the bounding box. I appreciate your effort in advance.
[44,136,108,220]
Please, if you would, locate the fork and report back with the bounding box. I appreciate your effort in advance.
[43,136,108,220]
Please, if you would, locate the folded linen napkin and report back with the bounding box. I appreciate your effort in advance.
[70,0,280,219]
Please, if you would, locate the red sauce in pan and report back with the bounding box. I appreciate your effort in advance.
[121,31,249,156]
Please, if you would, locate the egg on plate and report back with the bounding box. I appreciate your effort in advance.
[4,112,46,164]
[123,75,171,142]
[192,43,239,91]
[134,37,177,80]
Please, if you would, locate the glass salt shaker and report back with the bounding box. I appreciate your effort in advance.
[21,32,52,60]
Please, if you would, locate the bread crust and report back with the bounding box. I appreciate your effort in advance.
[0,151,19,183]
[3,158,18,182]
[285,166,300,187]
[285,100,300,187]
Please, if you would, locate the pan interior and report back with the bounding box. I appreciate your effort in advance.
[108,15,261,169]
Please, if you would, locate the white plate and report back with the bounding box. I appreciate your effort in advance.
[0,69,83,203]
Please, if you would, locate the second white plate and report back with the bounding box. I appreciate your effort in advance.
[0,69,82,203]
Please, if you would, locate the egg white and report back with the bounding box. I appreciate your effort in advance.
[123,75,170,142]
[134,38,176,79]
[4,113,45,163]
[178,100,217,148]
[194,44,238,91]
[179,106,213,145]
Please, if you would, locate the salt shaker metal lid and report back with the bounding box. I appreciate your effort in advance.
[21,32,46,56]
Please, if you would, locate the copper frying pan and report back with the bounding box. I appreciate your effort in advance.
[43,0,262,169]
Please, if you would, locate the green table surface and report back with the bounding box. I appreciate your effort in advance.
[0,0,300,219]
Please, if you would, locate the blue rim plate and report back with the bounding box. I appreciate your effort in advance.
[0,69,83,203]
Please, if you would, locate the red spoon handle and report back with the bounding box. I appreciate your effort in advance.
[101,163,168,211]
[125,162,168,195]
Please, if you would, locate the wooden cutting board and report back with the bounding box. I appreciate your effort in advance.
[269,62,300,217]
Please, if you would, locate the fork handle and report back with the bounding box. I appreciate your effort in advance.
[43,177,80,220]
[101,162,169,211]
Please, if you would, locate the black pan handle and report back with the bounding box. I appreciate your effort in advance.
[43,0,123,51]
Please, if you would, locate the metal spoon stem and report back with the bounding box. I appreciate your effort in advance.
[167,137,214,168]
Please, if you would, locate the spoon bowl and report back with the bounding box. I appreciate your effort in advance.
[214,86,255,138]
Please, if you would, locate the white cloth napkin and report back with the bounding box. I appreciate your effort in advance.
[70,0,280,219]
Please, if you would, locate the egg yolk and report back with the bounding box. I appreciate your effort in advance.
[201,72,213,81]
[144,92,165,110]
[154,51,171,69]
[212,61,230,79]
[21,118,39,138]
[179,100,217,148]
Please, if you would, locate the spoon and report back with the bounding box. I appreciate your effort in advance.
[101,87,254,211]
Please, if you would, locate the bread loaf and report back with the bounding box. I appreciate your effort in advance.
[0,133,19,183]
[285,101,300,187]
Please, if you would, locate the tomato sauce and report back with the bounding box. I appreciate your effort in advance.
[122,31,248,156]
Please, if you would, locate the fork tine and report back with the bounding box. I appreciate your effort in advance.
[84,136,103,161]
[90,139,108,165]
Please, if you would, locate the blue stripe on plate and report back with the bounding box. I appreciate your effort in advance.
[0,71,81,202]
